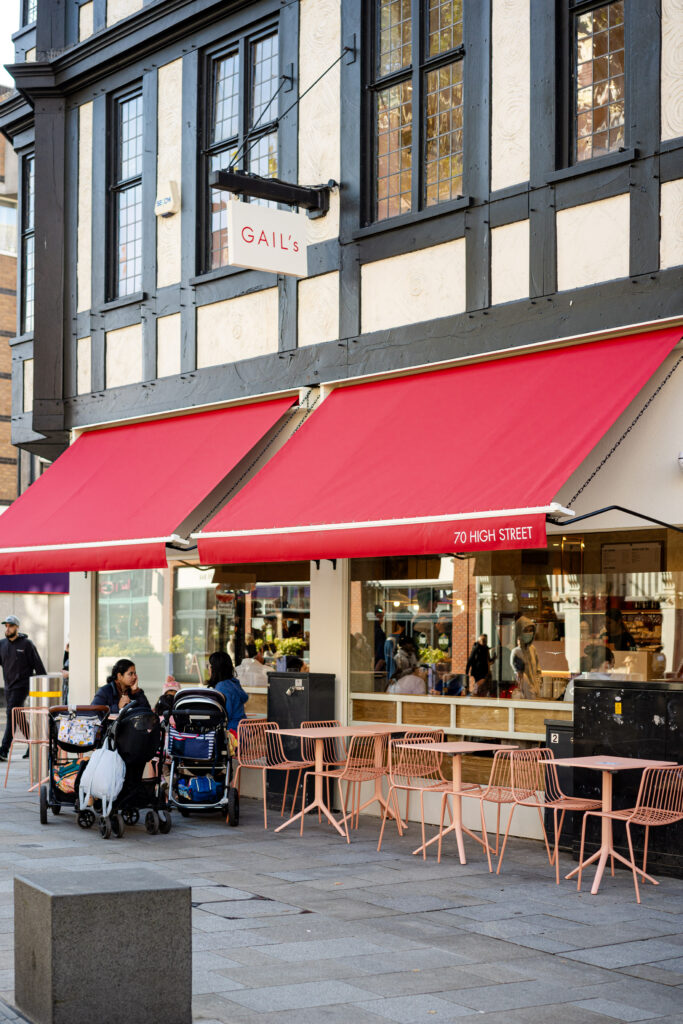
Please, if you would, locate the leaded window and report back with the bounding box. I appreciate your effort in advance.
[109,90,143,298]
[21,155,35,335]
[572,1,625,162]
[369,0,464,223]
[24,0,37,26]
[204,30,280,272]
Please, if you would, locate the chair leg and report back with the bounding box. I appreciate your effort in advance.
[419,790,426,860]
[553,809,560,885]
[642,825,650,875]
[437,793,449,864]
[280,769,290,818]
[481,800,492,873]
[338,779,350,843]
[625,821,640,904]
[577,811,592,892]
[291,768,303,816]
[392,787,403,835]
[262,770,268,830]
[377,785,392,851]
[496,804,517,875]
[536,803,552,865]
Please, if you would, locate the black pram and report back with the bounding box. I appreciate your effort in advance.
[167,688,239,825]
[40,704,109,826]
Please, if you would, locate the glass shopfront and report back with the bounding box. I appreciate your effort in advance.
[349,529,683,706]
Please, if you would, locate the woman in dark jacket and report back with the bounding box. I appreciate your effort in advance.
[207,651,248,736]
[92,658,151,714]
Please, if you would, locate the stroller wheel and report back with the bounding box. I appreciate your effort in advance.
[122,809,139,826]
[51,803,61,815]
[77,810,95,829]
[39,784,48,826]
[157,810,172,834]
[111,813,125,839]
[145,810,160,835]
[227,787,240,827]
[99,816,112,840]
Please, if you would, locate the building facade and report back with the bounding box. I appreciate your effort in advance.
[0,0,682,818]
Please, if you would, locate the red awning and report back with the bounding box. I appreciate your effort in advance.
[0,398,294,573]
[196,328,681,563]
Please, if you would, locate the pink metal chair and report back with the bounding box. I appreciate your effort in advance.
[378,731,449,857]
[500,748,601,882]
[230,720,313,829]
[304,731,389,842]
[461,747,515,873]
[4,707,50,790]
[301,720,346,820]
[578,764,683,903]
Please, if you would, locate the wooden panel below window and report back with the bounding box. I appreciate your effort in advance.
[247,692,267,715]
[515,707,572,734]
[352,699,397,723]
[460,753,494,785]
[402,702,451,727]
[457,705,509,731]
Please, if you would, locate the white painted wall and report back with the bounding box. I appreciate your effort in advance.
[77,337,91,395]
[298,272,339,347]
[556,194,630,291]
[361,239,466,334]
[661,0,683,141]
[660,179,683,269]
[106,0,143,27]
[77,102,93,313]
[79,1,94,41]
[22,359,33,413]
[553,348,683,530]
[196,289,279,368]
[156,58,183,289]
[67,572,97,704]
[105,323,143,388]
[157,313,181,378]
[490,0,530,192]
[308,558,349,724]
[491,220,530,304]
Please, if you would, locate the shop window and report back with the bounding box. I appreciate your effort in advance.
[171,566,310,685]
[366,0,464,223]
[202,29,279,272]
[96,569,167,696]
[108,87,143,298]
[566,0,626,164]
[20,155,34,334]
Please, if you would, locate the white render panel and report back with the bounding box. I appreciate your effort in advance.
[298,272,339,347]
[556,194,630,291]
[157,313,182,378]
[25,48,36,63]
[196,289,279,368]
[77,102,93,313]
[660,179,683,268]
[22,359,33,414]
[360,240,466,334]
[661,0,683,140]
[491,220,530,304]
[491,0,530,191]
[106,0,142,27]
[79,1,94,41]
[105,323,143,388]
[555,349,683,530]
[76,336,91,395]
[298,0,340,244]
[156,58,183,288]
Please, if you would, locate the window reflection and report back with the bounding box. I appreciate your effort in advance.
[574,1,625,162]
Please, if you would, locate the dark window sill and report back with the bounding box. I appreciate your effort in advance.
[350,195,472,241]
[189,265,246,287]
[98,291,146,313]
[9,331,33,347]
[546,147,637,184]
[659,138,683,155]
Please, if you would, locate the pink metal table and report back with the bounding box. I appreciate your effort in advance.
[397,741,517,864]
[553,755,677,894]
[271,724,428,837]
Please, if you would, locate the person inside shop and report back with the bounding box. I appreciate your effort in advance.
[0,615,46,763]
[207,651,248,737]
[430,661,466,696]
[92,659,151,714]
[435,616,452,655]
[386,663,427,695]
[604,605,636,650]
[384,621,405,682]
[394,635,419,677]
[235,643,271,687]
[466,633,496,697]
[510,617,542,699]
[373,606,386,672]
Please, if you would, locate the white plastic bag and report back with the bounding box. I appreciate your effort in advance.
[78,742,126,818]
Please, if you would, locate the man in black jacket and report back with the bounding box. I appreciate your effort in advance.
[0,615,46,761]
[465,634,496,697]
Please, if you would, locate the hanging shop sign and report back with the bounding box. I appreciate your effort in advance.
[226,199,308,277]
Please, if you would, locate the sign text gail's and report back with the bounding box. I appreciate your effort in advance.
[226,199,308,277]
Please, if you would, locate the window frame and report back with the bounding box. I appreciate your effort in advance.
[199,21,281,275]
[20,153,35,336]
[23,0,37,27]
[558,0,628,170]
[363,0,466,226]
[107,84,144,302]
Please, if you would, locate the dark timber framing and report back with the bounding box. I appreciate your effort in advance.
[0,0,679,457]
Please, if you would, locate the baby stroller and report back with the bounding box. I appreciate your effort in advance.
[40,705,109,826]
[166,688,239,825]
[91,699,172,839]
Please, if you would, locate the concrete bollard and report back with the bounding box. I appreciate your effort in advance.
[14,868,191,1024]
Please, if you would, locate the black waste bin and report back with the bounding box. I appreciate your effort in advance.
[266,672,336,811]
[573,677,683,878]
[544,718,575,852]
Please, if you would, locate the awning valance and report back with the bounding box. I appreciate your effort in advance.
[196,328,681,563]
[0,397,294,573]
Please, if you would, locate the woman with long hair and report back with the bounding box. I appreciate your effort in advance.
[208,650,249,737]
[92,658,151,714]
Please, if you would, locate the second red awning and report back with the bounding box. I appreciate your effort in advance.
[196,328,681,563]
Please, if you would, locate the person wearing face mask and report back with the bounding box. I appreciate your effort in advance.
[510,616,542,699]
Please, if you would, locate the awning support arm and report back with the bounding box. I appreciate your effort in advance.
[547,505,683,534]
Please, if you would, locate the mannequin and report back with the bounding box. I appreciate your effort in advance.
[510,616,542,699]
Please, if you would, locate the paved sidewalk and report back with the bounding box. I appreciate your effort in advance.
[0,763,682,1023]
